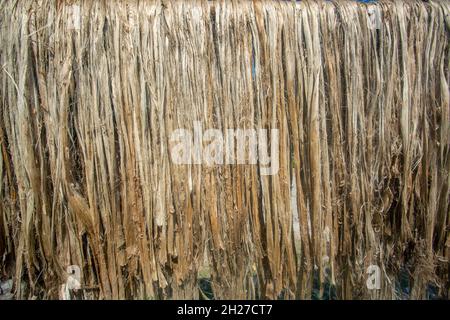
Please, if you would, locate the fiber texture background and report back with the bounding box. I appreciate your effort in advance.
[0,0,449,299]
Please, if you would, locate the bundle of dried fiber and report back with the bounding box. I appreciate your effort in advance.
[0,0,448,299]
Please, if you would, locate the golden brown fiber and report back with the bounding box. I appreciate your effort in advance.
[0,0,449,299]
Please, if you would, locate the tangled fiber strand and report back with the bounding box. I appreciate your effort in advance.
[0,0,449,299]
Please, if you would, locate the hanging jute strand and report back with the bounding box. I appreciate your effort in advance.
[0,0,449,299]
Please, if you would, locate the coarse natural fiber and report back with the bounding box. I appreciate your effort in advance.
[0,0,449,299]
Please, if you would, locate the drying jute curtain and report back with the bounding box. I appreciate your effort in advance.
[0,0,449,299]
